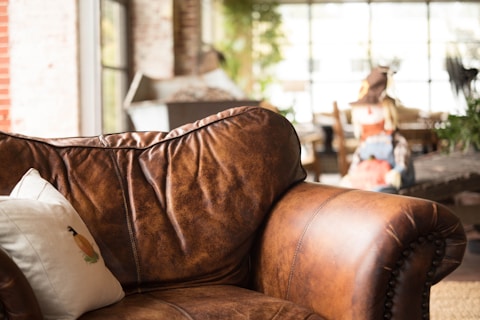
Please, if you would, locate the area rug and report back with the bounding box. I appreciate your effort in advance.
[430,281,480,320]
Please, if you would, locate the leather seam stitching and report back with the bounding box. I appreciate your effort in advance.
[285,188,354,300]
[98,135,143,289]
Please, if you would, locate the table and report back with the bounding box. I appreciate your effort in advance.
[399,151,480,224]
[398,122,439,154]
[295,124,324,182]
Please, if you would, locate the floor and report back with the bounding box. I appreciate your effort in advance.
[445,225,480,281]
[315,173,480,282]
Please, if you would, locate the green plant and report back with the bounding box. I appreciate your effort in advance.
[435,96,480,153]
[215,0,284,99]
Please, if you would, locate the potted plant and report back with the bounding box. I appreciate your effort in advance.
[435,96,480,153]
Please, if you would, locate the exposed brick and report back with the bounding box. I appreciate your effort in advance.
[0,56,9,65]
[0,0,7,132]
[6,0,179,136]
[131,0,174,79]
[0,122,11,132]
[9,0,78,137]
[0,107,10,132]
[173,0,201,75]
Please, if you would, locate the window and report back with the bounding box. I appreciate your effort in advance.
[100,0,129,133]
[270,1,480,122]
[80,0,129,135]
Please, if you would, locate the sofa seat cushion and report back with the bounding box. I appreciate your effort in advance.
[80,285,324,320]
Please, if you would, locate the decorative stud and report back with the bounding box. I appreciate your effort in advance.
[384,232,445,318]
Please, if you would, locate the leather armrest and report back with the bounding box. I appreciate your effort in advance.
[252,182,466,319]
[0,249,43,320]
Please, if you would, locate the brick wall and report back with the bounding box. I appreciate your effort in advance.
[9,0,79,137]
[131,0,174,79]
[0,0,9,132]
[173,0,201,76]
[6,0,194,137]
[130,0,201,78]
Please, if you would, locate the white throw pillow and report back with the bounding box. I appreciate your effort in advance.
[0,168,124,320]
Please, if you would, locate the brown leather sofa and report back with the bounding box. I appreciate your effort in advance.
[0,106,466,319]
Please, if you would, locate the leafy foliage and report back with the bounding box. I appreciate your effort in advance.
[216,0,284,99]
[435,96,480,153]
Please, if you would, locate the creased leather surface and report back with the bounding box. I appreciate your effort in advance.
[0,249,43,320]
[80,285,324,320]
[0,106,305,294]
[252,182,466,319]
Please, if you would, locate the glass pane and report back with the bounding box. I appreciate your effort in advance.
[371,43,429,81]
[448,42,480,71]
[275,5,310,83]
[275,44,310,80]
[371,3,428,43]
[102,69,127,133]
[101,0,127,68]
[311,81,360,114]
[279,4,310,45]
[311,3,369,44]
[430,42,451,81]
[430,81,462,113]
[101,0,128,134]
[430,3,480,43]
[394,81,430,112]
[312,44,369,82]
[275,1,480,116]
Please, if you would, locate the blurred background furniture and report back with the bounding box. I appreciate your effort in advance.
[312,102,358,177]
[331,101,357,176]
[315,102,444,178]
[399,150,480,224]
[296,123,324,182]
[124,71,260,131]
[395,105,444,154]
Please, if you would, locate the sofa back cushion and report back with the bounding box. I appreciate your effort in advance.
[0,106,305,293]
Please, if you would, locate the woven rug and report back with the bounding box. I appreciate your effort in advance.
[430,281,480,320]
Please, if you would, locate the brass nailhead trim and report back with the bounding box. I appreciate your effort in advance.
[384,233,446,319]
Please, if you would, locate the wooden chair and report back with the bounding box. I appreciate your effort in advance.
[299,131,323,182]
[332,101,358,177]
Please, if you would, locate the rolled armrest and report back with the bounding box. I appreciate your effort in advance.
[252,182,466,320]
[0,249,43,320]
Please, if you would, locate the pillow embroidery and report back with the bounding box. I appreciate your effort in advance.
[67,225,100,264]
